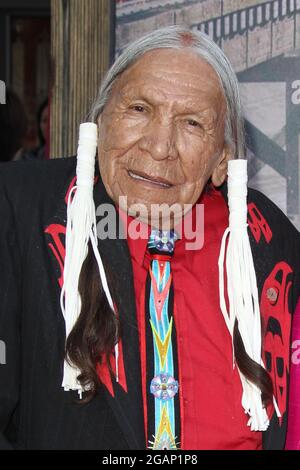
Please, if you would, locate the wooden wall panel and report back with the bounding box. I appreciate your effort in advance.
[50,0,114,157]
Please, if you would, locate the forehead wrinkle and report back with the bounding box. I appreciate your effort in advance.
[118,83,167,105]
[117,48,224,97]
[118,83,220,119]
[118,66,222,96]
[137,63,223,94]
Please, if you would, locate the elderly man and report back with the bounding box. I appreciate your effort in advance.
[0,25,299,450]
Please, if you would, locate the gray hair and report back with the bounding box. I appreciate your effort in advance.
[89,25,245,158]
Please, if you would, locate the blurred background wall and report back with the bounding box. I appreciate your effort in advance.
[0,0,114,160]
[0,0,50,153]
[50,0,115,158]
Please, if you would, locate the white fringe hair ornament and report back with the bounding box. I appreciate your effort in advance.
[218,158,281,431]
[60,123,119,398]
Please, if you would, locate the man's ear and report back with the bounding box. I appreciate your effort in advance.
[211,145,233,187]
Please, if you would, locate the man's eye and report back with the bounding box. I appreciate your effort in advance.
[187,119,201,128]
[130,105,145,112]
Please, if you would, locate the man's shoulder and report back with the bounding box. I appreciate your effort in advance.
[0,156,77,206]
[247,187,300,288]
[220,181,298,237]
[0,156,77,188]
[247,186,299,237]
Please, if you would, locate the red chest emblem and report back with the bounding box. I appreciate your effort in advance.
[247,202,273,244]
[260,261,292,424]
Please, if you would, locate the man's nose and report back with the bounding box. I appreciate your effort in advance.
[138,119,178,161]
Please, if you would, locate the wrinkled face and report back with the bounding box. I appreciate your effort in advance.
[97,48,230,227]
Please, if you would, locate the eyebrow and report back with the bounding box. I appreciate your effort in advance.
[120,86,217,120]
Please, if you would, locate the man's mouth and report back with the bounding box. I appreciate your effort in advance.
[128,170,173,189]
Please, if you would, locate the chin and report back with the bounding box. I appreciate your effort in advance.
[129,198,184,229]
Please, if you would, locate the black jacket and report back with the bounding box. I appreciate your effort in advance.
[0,157,299,450]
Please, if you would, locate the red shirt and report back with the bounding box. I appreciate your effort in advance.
[119,187,262,450]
